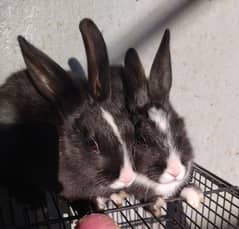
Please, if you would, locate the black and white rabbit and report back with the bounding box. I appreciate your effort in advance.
[0,19,136,207]
[60,18,136,202]
[121,29,203,215]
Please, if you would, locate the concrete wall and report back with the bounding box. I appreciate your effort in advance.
[0,0,239,185]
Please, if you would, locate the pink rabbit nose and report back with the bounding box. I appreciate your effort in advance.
[119,167,136,187]
[168,164,181,178]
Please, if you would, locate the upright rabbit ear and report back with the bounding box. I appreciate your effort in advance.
[18,36,77,114]
[124,48,149,112]
[80,18,110,101]
[79,18,110,101]
[149,29,172,104]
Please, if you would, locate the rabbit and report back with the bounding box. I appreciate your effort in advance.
[0,34,83,205]
[120,29,203,215]
[0,63,63,126]
[0,19,137,209]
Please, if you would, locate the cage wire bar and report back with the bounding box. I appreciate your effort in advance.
[0,163,239,229]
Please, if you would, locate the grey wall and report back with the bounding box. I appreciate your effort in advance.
[0,0,238,185]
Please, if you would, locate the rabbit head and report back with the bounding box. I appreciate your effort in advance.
[17,19,136,200]
[123,30,193,198]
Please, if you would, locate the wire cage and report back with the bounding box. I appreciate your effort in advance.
[0,163,238,229]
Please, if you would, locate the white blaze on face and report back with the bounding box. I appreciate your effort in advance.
[148,107,168,132]
[148,106,186,183]
[101,108,136,189]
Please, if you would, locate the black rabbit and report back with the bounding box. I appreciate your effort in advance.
[0,19,136,210]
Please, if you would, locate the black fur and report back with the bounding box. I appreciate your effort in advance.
[0,70,61,124]
[0,19,135,205]
[58,96,134,199]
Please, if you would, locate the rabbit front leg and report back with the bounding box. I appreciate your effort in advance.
[95,191,129,210]
[180,184,203,209]
[95,196,108,210]
[149,185,203,217]
[110,191,129,207]
[145,195,166,217]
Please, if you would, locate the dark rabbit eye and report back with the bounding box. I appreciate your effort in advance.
[86,137,99,153]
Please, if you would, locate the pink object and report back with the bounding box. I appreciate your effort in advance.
[119,166,136,186]
[168,161,181,177]
[77,213,119,229]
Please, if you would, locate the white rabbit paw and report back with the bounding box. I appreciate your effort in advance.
[110,191,129,207]
[151,196,166,217]
[180,185,203,209]
[96,196,107,210]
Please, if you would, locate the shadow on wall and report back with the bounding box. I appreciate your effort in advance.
[68,57,87,86]
[67,0,207,76]
[111,0,205,63]
[0,0,209,211]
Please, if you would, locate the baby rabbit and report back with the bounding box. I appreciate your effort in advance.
[61,18,136,204]
[0,19,136,207]
[122,29,203,215]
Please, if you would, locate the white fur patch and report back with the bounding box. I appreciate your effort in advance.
[157,162,191,197]
[101,108,123,144]
[110,193,124,206]
[152,197,166,217]
[135,163,191,198]
[135,174,157,190]
[109,181,125,189]
[155,180,183,198]
[96,196,107,210]
[148,107,168,132]
[101,107,130,166]
[159,151,186,184]
[180,186,203,209]
[134,173,180,197]
[101,108,135,189]
[110,191,128,205]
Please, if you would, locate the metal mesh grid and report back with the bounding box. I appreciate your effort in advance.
[0,163,238,229]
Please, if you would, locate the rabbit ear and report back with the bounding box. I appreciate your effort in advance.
[149,29,172,104]
[79,18,110,101]
[18,36,76,114]
[124,48,149,112]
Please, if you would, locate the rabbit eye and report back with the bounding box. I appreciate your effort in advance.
[86,138,99,153]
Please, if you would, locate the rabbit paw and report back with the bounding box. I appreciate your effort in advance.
[151,196,166,217]
[180,185,203,209]
[110,191,129,207]
[118,190,129,199]
[71,218,78,229]
[96,197,107,210]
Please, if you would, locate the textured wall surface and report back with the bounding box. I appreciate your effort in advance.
[0,0,239,185]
